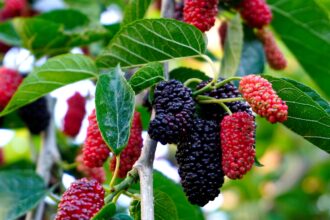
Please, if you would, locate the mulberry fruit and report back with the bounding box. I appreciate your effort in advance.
[0,41,11,54]
[257,28,287,70]
[221,112,256,179]
[176,118,224,206]
[55,178,105,220]
[110,112,143,178]
[219,21,228,50]
[0,67,22,111]
[76,153,106,183]
[174,1,184,21]
[183,0,219,32]
[83,109,110,168]
[148,80,195,144]
[19,97,50,134]
[237,0,272,29]
[0,148,4,166]
[0,0,27,20]
[63,92,86,137]
[196,79,252,122]
[239,75,288,123]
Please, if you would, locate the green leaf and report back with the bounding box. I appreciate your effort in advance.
[122,0,152,26]
[0,21,21,46]
[129,62,164,94]
[221,15,243,77]
[263,75,330,153]
[0,170,47,220]
[254,156,264,167]
[96,19,206,68]
[0,54,97,116]
[154,171,204,220]
[169,67,209,90]
[268,0,330,97]
[92,202,116,220]
[95,66,135,155]
[111,213,134,220]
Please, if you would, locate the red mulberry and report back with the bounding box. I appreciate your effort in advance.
[239,75,288,123]
[257,28,287,70]
[0,0,27,20]
[83,109,110,168]
[0,67,22,111]
[55,178,105,220]
[0,148,4,166]
[110,112,143,178]
[76,153,106,183]
[221,112,256,179]
[63,92,86,137]
[237,0,272,29]
[183,0,219,32]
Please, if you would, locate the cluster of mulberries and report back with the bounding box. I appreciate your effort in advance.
[239,75,288,123]
[196,79,252,121]
[148,80,195,145]
[110,112,143,178]
[221,112,256,179]
[176,118,224,206]
[63,92,86,137]
[183,0,219,32]
[19,97,50,134]
[76,153,106,183]
[55,178,105,220]
[0,67,22,111]
[83,109,110,168]
[237,0,272,29]
[257,28,288,70]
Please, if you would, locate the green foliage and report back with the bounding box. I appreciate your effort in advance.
[0,170,47,220]
[268,0,330,97]
[129,62,164,94]
[0,54,97,116]
[96,19,206,68]
[95,66,135,155]
[111,213,134,220]
[0,21,21,46]
[122,0,152,26]
[264,75,330,153]
[221,15,243,77]
[92,202,116,220]
[169,67,209,90]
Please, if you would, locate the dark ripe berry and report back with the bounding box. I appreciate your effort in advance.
[19,97,51,134]
[219,21,228,50]
[148,80,195,144]
[221,0,244,8]
[221,112,256,179]
[237,0,272,29]
[83,109,110,168]
[239,75,288,123]
[0,67,23,111]
[63,92,86,137]
[0,41,11,54]
[174,1,184,21]
[110,112,143,178]
[55,178,105,220]
[176,118,224,206]
[183,0,219,32]
[76,153,106,183]
[257,28,287,70]
[196,79,252,122]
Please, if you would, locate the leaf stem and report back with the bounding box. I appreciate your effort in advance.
[123,191,141,200]
[184,78,203,87]
[197,96,244,103]
[112,190,124,203]
[109,155,121,189]
[214,77,242,88]
[193,81,214,96]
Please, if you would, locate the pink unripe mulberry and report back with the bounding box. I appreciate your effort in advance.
[221,112,256,179]
[239,75,288,123]
[63,92,86,137]
[237,0,272,29]
[55,178,105,220]
[183,0,219,32]
[82,109,110,168]
[257,28,287,70]
[110,112,143,178]
[0,67,22,111]
[76,153,106,183]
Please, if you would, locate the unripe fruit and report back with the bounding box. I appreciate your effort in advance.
[221,112,256,179]
[76,153,106,183]
[0,67,22,111]
[239,75,288,123]
[55,178,105,220]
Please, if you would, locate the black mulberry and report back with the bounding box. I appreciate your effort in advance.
[148,80,195,144]
[176,118,224,206]
[19,97,50,134]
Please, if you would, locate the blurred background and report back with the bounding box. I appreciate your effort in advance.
[0,0,329,220]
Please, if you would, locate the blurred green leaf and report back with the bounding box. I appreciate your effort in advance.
[264,75,330,153]
[268,0,330,97]
[0,54,97,116]
[92,202,116,220]
[0,21,21,46]
[111,213,134,220]
[96,19,206,68]
[169,67,209,90]
[95,66,135,155]
[221,15,243,77]
[122,0,152,26]
[129,62,164,94]
[0,170,47,220]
